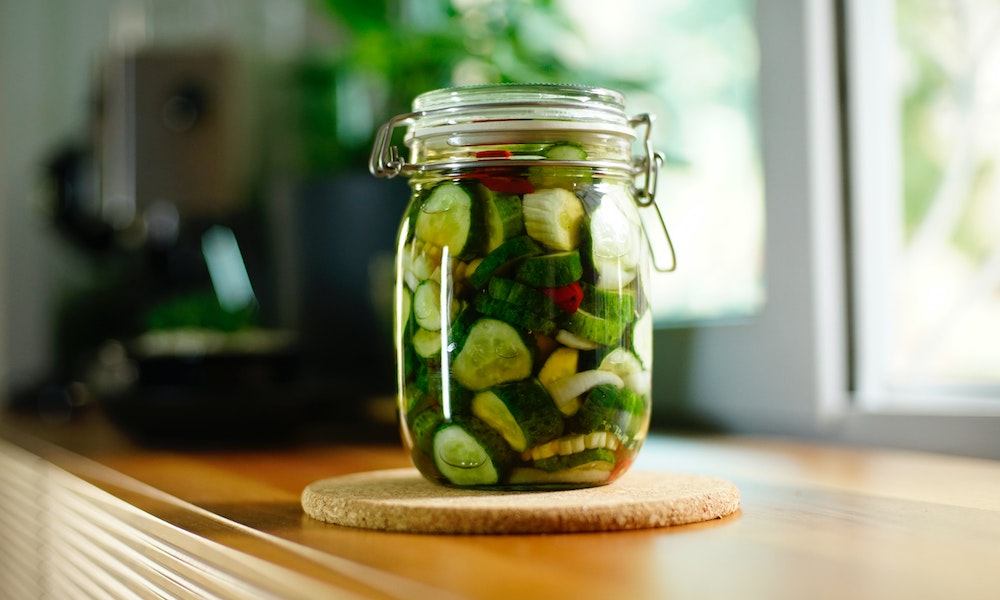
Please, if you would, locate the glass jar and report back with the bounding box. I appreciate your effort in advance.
[370,84,672,489]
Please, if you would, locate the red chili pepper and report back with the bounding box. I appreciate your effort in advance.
[541,281,584,314]
[478,175,535,195]
[475,149,513,159]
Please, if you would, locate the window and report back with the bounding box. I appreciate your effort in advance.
[847,0,1000,410]
[558,0,764,324]
[650,0,1000,459]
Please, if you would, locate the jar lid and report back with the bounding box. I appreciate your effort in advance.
[412,83,626,112]
[406,83,635,142]
[370,84,656,185]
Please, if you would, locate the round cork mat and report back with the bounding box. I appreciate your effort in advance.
[301,468,740,534]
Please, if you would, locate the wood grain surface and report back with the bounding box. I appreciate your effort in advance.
[2,411,999,599]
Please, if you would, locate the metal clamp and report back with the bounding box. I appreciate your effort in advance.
[639,177,678,273]
[369,111,418,178]
[629,114,676,272]
[629,113,658,205]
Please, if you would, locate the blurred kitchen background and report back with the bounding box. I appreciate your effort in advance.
[2,0,998,454]
[0,0,761,443]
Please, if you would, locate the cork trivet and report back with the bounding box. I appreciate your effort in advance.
[301,468,739,534]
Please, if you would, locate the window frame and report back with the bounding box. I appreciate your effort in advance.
[649,0,1000,460]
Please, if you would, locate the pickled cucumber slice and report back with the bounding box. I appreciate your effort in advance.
[507,466,612,485]
[529,144,592,190]
[598,347,644,378]
[514,251,583,287]
[543,142,588,160]
[533,447,615,472]
[433,419,512,486]
[576,384,647,441]
[412,279,454,331]
[408,405,443,456]
[484,191,524,252]
[471,379,564,452]
[447,302,482,350]
[413,365,471,411]
[561,307,627,346]
[579,283,637,322]
[487,277,562,319]
[468,236,543,289]
[590,199,642,270]
[451,318,534,391]
[415,182,484,260]
[632,310,653,368]
[398,286,413,332]
[412,327,442,357]
[522,188,585,251]
[473,295,558,336]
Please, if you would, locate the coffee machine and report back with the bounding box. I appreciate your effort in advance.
[43,37,403,444]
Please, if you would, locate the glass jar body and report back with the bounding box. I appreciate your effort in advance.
[394,133,653,489]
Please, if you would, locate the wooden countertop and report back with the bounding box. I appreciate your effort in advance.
[2,409,999,599]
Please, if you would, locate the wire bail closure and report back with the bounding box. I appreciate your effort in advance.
[630,113,677,273]
[369,112,413,179]
[369,104,676,272]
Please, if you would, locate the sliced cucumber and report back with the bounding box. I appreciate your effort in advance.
[471,379,564,452]
[542,142,587,160]
[412,279,451,331]
[414,364,471,411]
[408,405,444,456]
[484,191,524,252]
[576,383,647,441]
[451,317,534,391]
[404,383,432,416]
[412,327,442,357]
[487,277,562,320]
[514,251,583,288]
[579,283,637,322]
[561,307,627,346]
[530,144,592,190]
[446,303,482,351]
[632,310,653,368]
[533,447,615,472]
[415,182,484,260]
[589,199,642,271]
[473,295,558,336]
[507,466,612,485]
[433,419,512,486]
[522,188,586,251]
[546,369,624,416]
[397,286,413,334]
[598,347,644,378]
[468,235,543,289]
